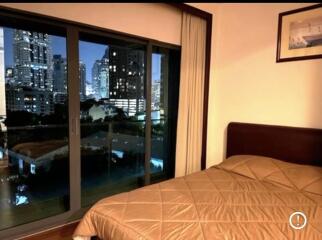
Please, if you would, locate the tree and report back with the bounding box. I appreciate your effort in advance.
[80,98,97,112]
[4,110,40,127]
[112,108,128,121]
[41,104,68,125]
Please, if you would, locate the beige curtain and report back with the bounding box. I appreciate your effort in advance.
[175,12,207,177]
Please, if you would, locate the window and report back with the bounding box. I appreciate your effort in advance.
[0,8,180,238]
[151,46,180,182]
[78,34,180,206]
[0,26,69,230]
[79,35,147,206]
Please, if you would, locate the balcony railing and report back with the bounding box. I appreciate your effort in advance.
[1,119,165,170]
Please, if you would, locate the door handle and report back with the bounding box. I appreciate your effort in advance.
[71,117,79,136]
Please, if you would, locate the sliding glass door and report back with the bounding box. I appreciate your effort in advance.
[0,26,69,230]
[0,8,180,238]
[79,34,147,206]
[151,46,180,182]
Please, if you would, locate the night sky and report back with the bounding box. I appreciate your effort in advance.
[4,27,161,86]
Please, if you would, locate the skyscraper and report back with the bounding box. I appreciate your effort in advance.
[107,46,145,115]
[52,54,67,93]
[91,47,109,100]
[108,46,144,99]
[92,60,101,100]
[13,30,53,91]
[98,48,109,99]
[79,61,86,101]
[5,86,54,115]
[5,67,15,85]
[152,79,160,111]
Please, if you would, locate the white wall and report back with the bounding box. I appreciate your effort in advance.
[189,3,322,167]
[0,3,182,45]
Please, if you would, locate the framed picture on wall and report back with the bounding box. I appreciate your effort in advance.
[276,3,322,62]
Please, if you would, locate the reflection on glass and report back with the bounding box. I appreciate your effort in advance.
[151,47,180,182]
[0,27,69,230]
[151,53,166,175]
[79,39,146,206]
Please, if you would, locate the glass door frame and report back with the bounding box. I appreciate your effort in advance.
[0,6,180,240]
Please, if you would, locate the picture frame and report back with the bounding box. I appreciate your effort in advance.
[276,3,322,62]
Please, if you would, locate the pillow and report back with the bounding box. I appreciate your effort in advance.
[217,155,322,195]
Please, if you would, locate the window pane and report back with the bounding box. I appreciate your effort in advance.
[0,27,69,230]
[79,37,146,206]
[151,46,180,182]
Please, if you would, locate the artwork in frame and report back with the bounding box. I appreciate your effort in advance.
[276,4,322,62]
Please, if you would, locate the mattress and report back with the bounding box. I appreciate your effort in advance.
[73,155,322,239]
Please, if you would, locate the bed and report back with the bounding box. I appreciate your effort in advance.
[73,122,322,240]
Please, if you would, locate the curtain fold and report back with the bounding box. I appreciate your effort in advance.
[175,12,207,177]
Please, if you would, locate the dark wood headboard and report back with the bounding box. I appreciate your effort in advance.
[226,122,322,167]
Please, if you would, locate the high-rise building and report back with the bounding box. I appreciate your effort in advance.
[5,67,15,85]
[152,79,160,111]
[108,46,145,115]
[85,82,94,98]
[52,54,67,93]
[108,98,145,117]
[79,61,86,101]
[92,60,101,100]
[5,86,54,115]
[98,49,109,99]
[13,30,53,91]
[108,46,144,100]
[91,48,109,100]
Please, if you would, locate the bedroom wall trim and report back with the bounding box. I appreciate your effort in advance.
[169,3,213,170]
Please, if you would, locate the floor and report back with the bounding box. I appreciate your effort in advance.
[21,221,78,240]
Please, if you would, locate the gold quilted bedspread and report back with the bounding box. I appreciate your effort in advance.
[74,155,322,240]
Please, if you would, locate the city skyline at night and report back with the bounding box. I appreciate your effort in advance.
[1,26,164,118]
[4,27,162,90]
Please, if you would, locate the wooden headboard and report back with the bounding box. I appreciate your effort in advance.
[226,122,322,167]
